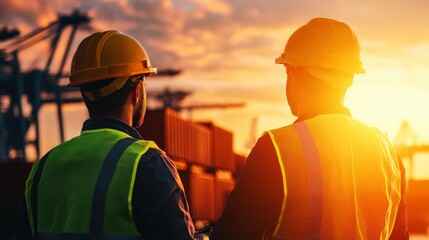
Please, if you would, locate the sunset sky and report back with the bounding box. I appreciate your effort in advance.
[1,0,429,178]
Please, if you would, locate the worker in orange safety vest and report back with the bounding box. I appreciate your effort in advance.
[211,18,409,240]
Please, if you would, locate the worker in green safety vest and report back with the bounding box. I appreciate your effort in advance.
[16,30,208,240]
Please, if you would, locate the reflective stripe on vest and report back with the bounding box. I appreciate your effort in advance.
[25,128,158,238]
[90,137,138,234]
[294,122,323,239]
[268,121,323,239]
[267,131,287,237]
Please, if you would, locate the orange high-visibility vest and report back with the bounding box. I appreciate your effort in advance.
[266,114,402,240]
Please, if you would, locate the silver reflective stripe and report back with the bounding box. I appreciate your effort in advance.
[294,122,323,240]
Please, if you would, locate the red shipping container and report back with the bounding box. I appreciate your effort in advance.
[214,172,235,219]
[188,123,211,166]
[189,170,216,221]
[137,109,166,149]
[201,122,235,171]
[138,109,211,167]
[234,153,246,178]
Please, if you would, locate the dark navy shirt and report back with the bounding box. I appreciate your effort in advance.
[16,117,197,239]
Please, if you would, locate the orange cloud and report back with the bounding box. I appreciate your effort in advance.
[188,0,232,15]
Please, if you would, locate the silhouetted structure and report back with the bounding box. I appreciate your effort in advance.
[0,27,20,41]
[0,10,91,161]
[394,120,429,180]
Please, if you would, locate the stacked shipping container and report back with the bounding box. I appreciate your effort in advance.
[234,153,246,178]
[141,109,212,166]
[201,122,235,171]
[190,169,216,220]
[137,109,244,222]
[214,172,235,219]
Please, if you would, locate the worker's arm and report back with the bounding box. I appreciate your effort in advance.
[210,134,283,240]
[389,155,410,240]
[132,148,197,239]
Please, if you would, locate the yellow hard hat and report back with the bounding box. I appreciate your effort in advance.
[275,18,365,74]
[69,30,157,87]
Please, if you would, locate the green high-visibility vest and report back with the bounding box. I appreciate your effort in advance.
[25,128,158,239]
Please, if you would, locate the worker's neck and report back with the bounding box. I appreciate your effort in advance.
[296,95,345,119]
[90,111,132,127]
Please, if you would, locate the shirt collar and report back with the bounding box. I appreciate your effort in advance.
[294,105,351,123]
[81,117,143,139]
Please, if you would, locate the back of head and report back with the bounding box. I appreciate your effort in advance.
[276,18,365,89]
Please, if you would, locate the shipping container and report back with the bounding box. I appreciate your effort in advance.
[214,171,235,219]
[138,109,211,167]
[201,122,235,171]
[138,109,166,149]
[187,122,211,167]
[189,167,216,221]
[234,153,247,178]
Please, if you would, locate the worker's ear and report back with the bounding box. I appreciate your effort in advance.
[132,82,141,105]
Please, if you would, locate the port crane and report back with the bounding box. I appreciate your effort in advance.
[0,10,92,161]
[394,120,429,179]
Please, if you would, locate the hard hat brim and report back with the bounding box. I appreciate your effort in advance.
[68,64,157,87]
